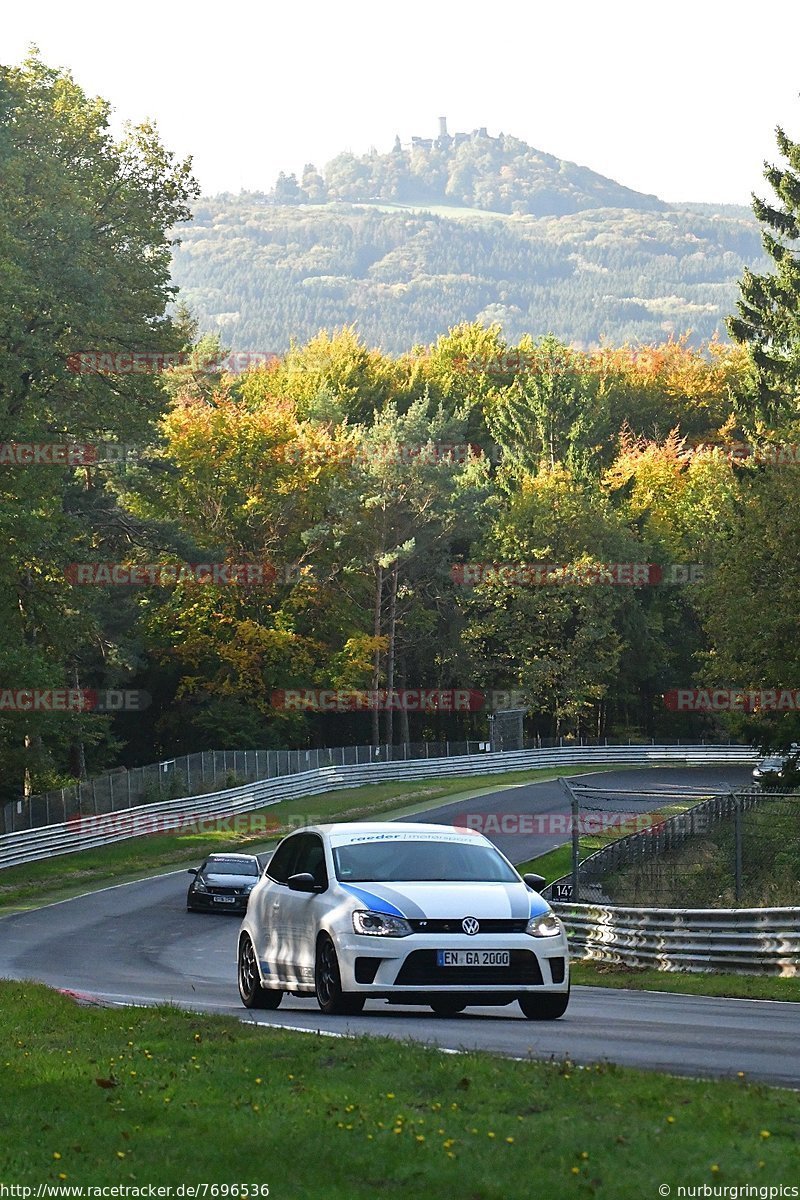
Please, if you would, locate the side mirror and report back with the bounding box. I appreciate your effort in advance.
[523,872,546,892]
[187,868,199,875]
[287,872,319,893]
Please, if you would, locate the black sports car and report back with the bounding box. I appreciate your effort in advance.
[186,853,261,913]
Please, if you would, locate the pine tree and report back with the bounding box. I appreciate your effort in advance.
[728,123,800,417]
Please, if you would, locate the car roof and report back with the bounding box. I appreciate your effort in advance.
[206,852,258,861]
[298,821,492,846]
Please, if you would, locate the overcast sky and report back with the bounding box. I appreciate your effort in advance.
[3,0,799,206]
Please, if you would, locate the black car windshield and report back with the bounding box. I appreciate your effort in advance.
[205,859,258,876]
[332,839,518,883]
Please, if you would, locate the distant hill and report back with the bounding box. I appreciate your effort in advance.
[278,122,668,217]
[170,125,766,353]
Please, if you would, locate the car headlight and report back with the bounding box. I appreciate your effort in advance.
[352,909,412,937]
[526,913,562,938]
[192,878,208,893]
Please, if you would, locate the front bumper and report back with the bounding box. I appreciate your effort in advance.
[332,929,570,995]
[188,890,250,913]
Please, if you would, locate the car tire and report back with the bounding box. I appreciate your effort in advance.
[315,933,365,1016]
[429,1000,466,1016]
[518,987,570,1020]
[238,934,282,1010]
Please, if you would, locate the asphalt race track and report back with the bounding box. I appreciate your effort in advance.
[3,764,799,1087]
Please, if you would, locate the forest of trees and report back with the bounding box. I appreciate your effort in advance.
[4,55,800,807]
[171,194,764,353]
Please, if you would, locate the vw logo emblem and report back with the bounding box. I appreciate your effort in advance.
[462,916,480,936]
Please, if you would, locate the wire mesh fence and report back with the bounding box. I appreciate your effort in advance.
[2,741,493,833]
[2,731,748,836]
[545,782,800,909]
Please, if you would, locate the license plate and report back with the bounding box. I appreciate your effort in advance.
[213,896,237,904]
[437,950,510,967]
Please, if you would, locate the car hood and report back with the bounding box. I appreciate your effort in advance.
[203,872,257,887]
[338,880,551,920]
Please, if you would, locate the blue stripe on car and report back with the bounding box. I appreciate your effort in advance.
[340,884,406,917]
[528,893,550,918]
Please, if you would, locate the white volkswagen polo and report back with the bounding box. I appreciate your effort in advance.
[237,821,570,1019]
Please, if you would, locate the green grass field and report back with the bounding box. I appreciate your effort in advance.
[570,961,800,1001]
[308,199,513,221]
[2,982,798,1196]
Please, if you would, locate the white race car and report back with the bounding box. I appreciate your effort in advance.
[237,821,570,1019]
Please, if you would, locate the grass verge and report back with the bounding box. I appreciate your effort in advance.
[0,765,615,913]
[1,981,798,1195]
[570,961,800,1002]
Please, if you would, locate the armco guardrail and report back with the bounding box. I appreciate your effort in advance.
[553,902,800,976]
[0,743,756,870]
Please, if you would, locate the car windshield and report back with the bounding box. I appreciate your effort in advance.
[205,859,258,876]
[332,838,518,883]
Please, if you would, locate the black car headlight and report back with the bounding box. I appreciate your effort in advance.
[352,910,412,937]
[192,878,208,893]
[526,913,562,938]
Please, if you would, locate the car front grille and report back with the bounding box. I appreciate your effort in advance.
[394,950,543,986]
[406,919,529,934]
[206,886,248,896]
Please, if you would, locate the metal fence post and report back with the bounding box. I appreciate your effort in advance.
[560,777,581,902]
[733,790,743,903]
